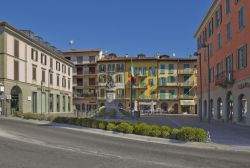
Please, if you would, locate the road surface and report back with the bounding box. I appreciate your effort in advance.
[0,118,249,168]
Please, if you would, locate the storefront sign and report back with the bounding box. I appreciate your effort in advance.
[180,100,195,106]
[238,82,250,89]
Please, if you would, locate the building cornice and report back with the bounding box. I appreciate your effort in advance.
[0,21,74,67]
[194,0,220,38]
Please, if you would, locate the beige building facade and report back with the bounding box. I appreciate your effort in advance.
[0,21,73,115]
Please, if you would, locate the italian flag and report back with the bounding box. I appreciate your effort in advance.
[130,59,135,85]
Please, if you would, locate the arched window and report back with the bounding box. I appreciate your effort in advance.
[217,98,223,119]
[239,94,247,122]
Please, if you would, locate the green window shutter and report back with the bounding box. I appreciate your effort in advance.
[243,44,247,67]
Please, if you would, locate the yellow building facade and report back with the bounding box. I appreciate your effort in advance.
[94,53,197,115]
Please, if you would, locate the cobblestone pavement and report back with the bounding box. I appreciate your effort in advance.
[139,115,250,146]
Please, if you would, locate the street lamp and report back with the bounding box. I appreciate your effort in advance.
[194,52,203,122]
[194,43,211,124]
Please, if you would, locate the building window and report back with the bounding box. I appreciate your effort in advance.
[226,54,233,72]
[116,89,124,98]
[41,53,47,65]
[183,87,190,96]
[226,22,231,41]
[217,33,222,49]
[31,48,38,61]
[215,5,222,27]
[50,58,53,69]
[159,77,166,86]
[99,64,106,73]
[14,60,19,80]
[238,7,244,31]
[62,96,66,112]
[204,48,207,62]
[216,62,223,79]
[68,67,70,76]
[149,67,156,76]
[100,89,105,97]
[68,78,71,89]
[62,77,66,88]
[116,64,124,72]
[56,61,60,71]
[168,64,174,74]
[168,76,175,83]
[99,75,106,83]
[57,75,60,86]
[68,96,71,112]
[237,44,247,70]
[42,70,45,83]
[107,64,115,72]
[139,67,147,76]
[50,73,53,85]
[89,56,96,63]
[77,56,83,64]
[115,74,123,83]
[160,64,165,74]
[14,39,19,57]
[208,43,213,57]
[226,0,230,14]
[202,29,207,45]
[169,89,174,99]
[32,66,37,81]
[56,95,60,112]
[49,94,53,112]
[208,19,214,37]
[32,92,37,113]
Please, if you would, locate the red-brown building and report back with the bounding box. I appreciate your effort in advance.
[194,0,250,125]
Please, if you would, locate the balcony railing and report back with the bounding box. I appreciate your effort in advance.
[178,69,194,74]
[178,80,195,86]
[159,94,178,100]
[74,93,97,98]
[139,95,157,99]
[158,82,178,87]
[178,95,194,99]
[215,71,234,88]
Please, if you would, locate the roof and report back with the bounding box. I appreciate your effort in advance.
[0,20,74,67]
[63,49,102,53]
[97,57,197,62]
[194,0,218,38]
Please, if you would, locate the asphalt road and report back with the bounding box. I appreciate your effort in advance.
[0,118,250,168]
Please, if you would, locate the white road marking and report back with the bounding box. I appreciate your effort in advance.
[0,128,187,168]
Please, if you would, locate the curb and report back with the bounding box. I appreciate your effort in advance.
[2,117,250,153]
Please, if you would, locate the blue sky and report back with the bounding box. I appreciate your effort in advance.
[1,0,212,57]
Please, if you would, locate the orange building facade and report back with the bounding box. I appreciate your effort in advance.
[194,0,250,125]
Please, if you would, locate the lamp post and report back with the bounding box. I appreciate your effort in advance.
[194,52,203,121]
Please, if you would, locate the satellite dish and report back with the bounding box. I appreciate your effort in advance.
[69,40,74,45]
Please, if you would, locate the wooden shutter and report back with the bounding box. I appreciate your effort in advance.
[243,44,247,67]
[14,61,19,80]
[14,39,19,57]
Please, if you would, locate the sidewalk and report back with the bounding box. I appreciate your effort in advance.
[2,117,250,153]
[140,115,250,147]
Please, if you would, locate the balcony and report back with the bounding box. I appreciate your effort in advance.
[74,93,97,99]
[158,82,178,87]
[178,69,194,75]
[159,94,178,100]
[178,81,195,87]
[215,71,234,88]
[178,95,194,100]
[135,83,147,89]
[139,95,157,100]
[137,73,147,78]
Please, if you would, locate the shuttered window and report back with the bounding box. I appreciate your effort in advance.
[14,39,19,57]
[237,44,247,70]
[14,61,19,80]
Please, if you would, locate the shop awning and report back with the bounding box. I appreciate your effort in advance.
[180,100,196,106]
